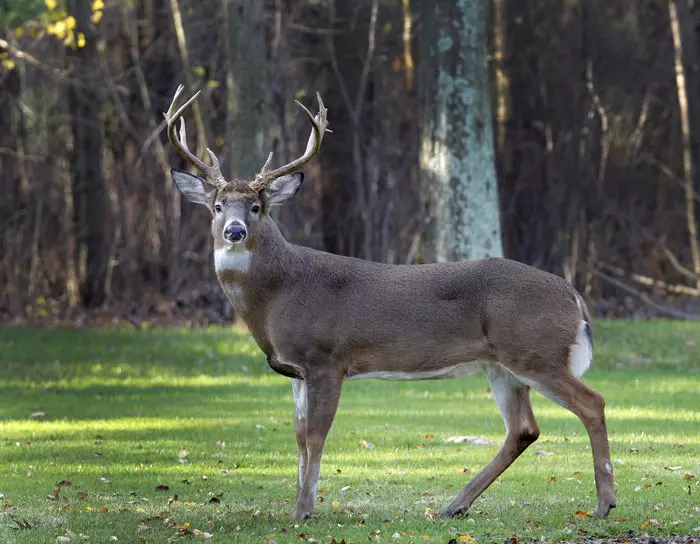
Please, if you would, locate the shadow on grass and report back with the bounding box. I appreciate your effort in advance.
[0,326,261,381]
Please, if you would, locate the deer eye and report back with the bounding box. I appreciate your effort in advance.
[251,204,261,214]
[214,204,223,213]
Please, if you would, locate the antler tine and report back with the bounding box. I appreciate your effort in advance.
[164,86,226,187]
[260,152,274,172]
[251,92,329,191]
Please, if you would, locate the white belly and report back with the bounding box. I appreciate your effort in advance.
[346,362,483,381]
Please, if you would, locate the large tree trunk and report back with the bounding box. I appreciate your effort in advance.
[68,0,110,307]
[223,0,269,179]
[419,0,503,262]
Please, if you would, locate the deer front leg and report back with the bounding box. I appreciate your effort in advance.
[292,379,308,500]
[293,371,343,519]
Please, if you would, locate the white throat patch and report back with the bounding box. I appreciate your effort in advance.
[214,248,252,274]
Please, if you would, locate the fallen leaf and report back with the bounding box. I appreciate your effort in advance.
[536,450,554,457]
[340,486,351,491]
[100,477,112,485]
[29,412,46,418]
[155,485,169,491]
[545,476,556,484]
[360,440,375,450]
[640,519,660,529]
[446,436,490,445]
[575,511,590,518]
[683,473,695,480]
[425,433,435,439]
[664,466,682,471]
[56,480,72,488]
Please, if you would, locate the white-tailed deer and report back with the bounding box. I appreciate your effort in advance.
[164,86,616,520]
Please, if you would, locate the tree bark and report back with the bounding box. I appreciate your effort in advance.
[223,0,269,179]
[419,0,503,262]
[669,0,700,289]
[68,0,110,307]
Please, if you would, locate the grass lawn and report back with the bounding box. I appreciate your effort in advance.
[0,321,699,543]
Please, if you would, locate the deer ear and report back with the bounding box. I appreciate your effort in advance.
[172,169,216,207]
[265,172,303,206]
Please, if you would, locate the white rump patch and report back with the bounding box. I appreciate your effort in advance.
[569,298,593,377]
[214,248,251,273]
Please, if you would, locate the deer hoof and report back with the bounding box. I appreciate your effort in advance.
[593,500,616,518]
[293,510,313,520]
[439,506,468,519]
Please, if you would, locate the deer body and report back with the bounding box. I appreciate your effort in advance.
[216,217,584,381]
[164,87,616,521]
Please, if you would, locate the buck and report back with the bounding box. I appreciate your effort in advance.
[164,85,616,520]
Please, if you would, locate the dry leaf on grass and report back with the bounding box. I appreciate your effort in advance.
[446,436,490,445]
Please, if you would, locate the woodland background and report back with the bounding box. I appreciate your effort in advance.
[1,0,700,325]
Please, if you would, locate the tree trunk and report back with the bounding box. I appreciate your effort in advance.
[669,0,700,289]
[223,0,269,179]
[419,0,503,262]
[68,0,110,307]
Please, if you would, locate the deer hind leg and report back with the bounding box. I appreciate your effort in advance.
[515,368,616,518]
[293,371,343,519]
[292,379,308,501]
[441,364,540,518]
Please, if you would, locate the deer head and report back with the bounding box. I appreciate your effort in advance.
[164,85,329,251]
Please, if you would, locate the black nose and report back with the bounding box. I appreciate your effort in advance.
[223,223,247,243]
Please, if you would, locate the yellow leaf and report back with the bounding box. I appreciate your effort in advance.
[45,0,57,10]
[294,88,307,100]
[15,27,25,37]
[91,10,102,24]
[85,506,94,512]
[457,536,476,543]
[575,511,590,518]
[2,59,16,70]
[92,0,104,10]
[53,20,66,38]
[77,32,86,48]
[206,80,219,89]
[65,16,76,29]
[192,65,205,77]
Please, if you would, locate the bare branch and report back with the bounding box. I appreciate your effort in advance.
[594,269,700,321]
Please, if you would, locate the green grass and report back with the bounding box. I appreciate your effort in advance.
[0,321,698,543]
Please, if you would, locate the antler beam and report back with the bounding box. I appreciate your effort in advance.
[164,85,226,187]
[250,92,329,191]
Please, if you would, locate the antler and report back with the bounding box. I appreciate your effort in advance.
[164,85,226,187]
[250,92,329,191]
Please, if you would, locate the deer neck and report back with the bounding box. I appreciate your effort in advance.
[214,217,293,325]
